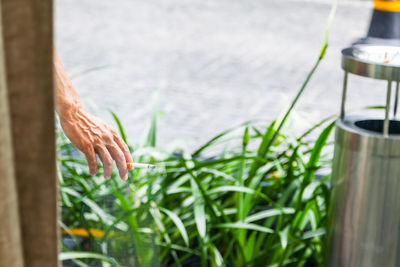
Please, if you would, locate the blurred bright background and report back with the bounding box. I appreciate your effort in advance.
[55,0,384,149]
[56,1,397,266]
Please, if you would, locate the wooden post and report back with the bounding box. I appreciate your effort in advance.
[1,0,59,266]
[0,4,24,266]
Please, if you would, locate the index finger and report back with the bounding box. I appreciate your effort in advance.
[106,144,129,180]
[113,135,134,169]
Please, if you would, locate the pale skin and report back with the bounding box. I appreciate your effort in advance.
[54,48,133,180]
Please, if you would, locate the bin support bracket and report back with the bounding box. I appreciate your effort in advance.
[384,80,392,136]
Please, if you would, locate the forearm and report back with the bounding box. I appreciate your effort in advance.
[53,47,133,179]
[54,47,82,119]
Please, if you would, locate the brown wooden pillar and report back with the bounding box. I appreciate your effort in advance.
[0,5,24,267]
[1,0,59,266]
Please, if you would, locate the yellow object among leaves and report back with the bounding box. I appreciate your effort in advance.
[62,228,106,238]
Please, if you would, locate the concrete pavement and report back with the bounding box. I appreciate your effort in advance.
[55,0,383,148]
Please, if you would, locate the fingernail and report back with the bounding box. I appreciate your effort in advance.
[123,173,128,181]
[105,175,111,180]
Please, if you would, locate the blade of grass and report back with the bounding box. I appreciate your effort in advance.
[59,252,121,267]
[248,0,337,181]
[215,222,274,234]
[159,207,190,247]
[145,89,158,147]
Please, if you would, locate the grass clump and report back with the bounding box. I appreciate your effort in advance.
[59,3,337,266]
[59,111,334,267]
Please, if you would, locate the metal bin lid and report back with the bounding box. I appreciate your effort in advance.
[342,44,400,81]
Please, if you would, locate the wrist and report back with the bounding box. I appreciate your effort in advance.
[57,95,82,121]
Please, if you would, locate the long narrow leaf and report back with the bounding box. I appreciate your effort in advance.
[59,252,121,267]
[215,222,274,234]
[159,207,190,247]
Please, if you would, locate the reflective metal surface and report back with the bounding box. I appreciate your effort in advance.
[326,117,400,267]
[342,45,400,80]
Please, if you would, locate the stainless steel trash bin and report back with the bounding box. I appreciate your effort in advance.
[326,44,400,267]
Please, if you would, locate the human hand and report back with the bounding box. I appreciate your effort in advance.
[59,104,133,180]
[53,47,133,179]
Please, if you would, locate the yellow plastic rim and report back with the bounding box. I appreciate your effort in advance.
[374,0,400,12]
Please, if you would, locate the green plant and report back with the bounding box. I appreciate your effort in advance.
[59,2,338,266]
[59,104,335,267]
[59,110,335,267]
